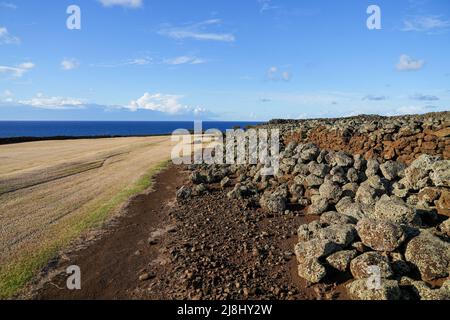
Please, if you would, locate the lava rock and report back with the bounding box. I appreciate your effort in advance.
[317,224,357,247]
[404,232,450,281]
[356,218,406,252]
[350,252,394,279]
[429,160,450,187]
[373,197,419,225]
[176,186,192,200]
[326,250,357,272]
[297,221,322,243]
[319,180,343,204]
[297,258,327,284]
[320,211,357,226]
[294,238,341,261]
[346,279,401,300]
[380,161,406,181]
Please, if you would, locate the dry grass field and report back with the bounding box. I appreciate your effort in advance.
[0,136,178,297]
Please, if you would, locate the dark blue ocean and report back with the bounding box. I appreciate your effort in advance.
[0,121,263,138]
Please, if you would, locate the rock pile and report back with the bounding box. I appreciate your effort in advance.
[176,113,450,300]
[262,112,449,164]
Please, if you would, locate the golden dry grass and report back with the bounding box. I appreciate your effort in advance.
[0,136,178,298]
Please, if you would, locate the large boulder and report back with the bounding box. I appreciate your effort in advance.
[402,278,450,300]
[307,196,329,215]
[326,250,357,272]
[429,160,450,187]
[355,183,378,206]
[436,190,450,217]
[331,151,354,167]
[365,159,380,177]
[346,279,401,300]
[317,224,357,247]
[356,219,406,252]
[404,154,440,190]
[380,161,406,181]
[320,211,357,226]
[336,197,365,221]
[404,232,450,281]
[373,197,419,225]
[308,162,329,178]
[319,180,343,203]
[305,174,324,188]
[350,252,394,279]
[300,144,320,161]
[297,258,327,284]
[294,238,341,261]
[260,192,286,213]
[297,221,322,243]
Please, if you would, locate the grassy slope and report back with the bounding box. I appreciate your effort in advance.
[0,160,169,299]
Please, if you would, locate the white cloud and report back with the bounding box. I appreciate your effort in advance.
[98,0,142,8]
[258,0,279,13]
[61,58,80,71]
[159,19,235,42]
[1,89,13,102]
[19,93,85,110]
[0,26,20,45]
[363,95,388,101]
[396,54,424,71]
[92,57,152,68]
[128,92,207,115]
[402,15,450,32]
[281,71,292,81]
[0,62,34,77]
[0,2,17,9]
[410,93,439,101]
[267,66,292,81]
[164,56,206,65]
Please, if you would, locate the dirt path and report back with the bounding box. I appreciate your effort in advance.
[32,165,348,300]
[32,165,184,299]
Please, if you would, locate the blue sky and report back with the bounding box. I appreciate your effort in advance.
[0,0,449,120]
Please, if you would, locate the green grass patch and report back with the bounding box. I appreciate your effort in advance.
[0,160,169,299]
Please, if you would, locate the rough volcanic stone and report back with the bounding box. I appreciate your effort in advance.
[373,197,419,225]
[350,252,394,279]
[404,154,440,190]
[356,218,406,252]
[317,224,357,247]
[326,250,357,272]
[346,279,401,300]
[332,151,354,167]
[176,186,192,200]
[297,221,322,243]
[308,196,329,215]
[260,191,286,213]
[355,183,378,206]
[305,174,324,188]
[297,258,327,284]
[320,211,357,226]
[365,159,380,177]
[380,161,406,181]
[308,162,329,178]
[294,238,341,261]
[404,232,450,281]
[336,197,365,221]
[429,160,450,187]
[319,180,343,203]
